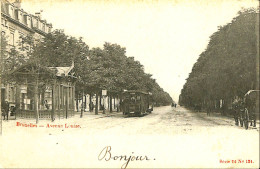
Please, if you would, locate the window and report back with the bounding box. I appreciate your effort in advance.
[19,33,24,49]
[42,24,45,31]
[10,33,14,46]
[36,19,39,28]
[23,15,27,25]
[1,18,4,26]
[2,31,6,41]
[10,7,13,18]
[4,19,7,26]
[15,10,19,20]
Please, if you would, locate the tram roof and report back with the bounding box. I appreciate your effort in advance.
[245,90,260,96]
[122,90,150,95]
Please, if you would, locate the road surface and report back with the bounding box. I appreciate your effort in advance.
[0,106,259,168]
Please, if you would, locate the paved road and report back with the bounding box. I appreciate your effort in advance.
[80,105,258,135]
[0,106,259,168]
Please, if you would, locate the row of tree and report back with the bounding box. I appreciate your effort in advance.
[179,8,259,114]
[1,30,173,111]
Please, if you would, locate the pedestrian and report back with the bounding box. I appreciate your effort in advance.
[89,102,91,112]
[2,100,9,120]
[206,102,211,116]
[44,100,50,110]
[232,100,239,126]
[89,101,94,112]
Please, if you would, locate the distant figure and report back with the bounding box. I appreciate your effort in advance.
[89,101,94,112]
[2,100,9,120]
[206,103,211,116]
[232,100,240,126]
[11,104,17,120]
[44,100,50,110]
[171,102,177,108]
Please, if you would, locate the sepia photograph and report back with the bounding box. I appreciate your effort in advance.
[0,0,259,168]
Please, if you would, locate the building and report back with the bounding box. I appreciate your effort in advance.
[7,62,76,121]
[1,0,52,110]
[1,0,52,47]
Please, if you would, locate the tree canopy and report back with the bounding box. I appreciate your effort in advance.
[2,29,173,106]
[179,8,259,112]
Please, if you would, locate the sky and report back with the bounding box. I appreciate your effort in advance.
[20,0,258,102]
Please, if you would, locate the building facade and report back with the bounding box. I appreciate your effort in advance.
[1,0,52,107]
[1,0,52,47]
[9,63,76,121]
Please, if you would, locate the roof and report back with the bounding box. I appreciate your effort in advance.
[1,0,52,35]
[48,61,75,77]
[8,62,75,79]
[245,90,260,96]
[123,90,149,95]
[48,67,73,77]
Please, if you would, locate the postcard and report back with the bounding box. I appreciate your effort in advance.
[0,0,259,168]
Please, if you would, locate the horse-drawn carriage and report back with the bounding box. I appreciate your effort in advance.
[233,90,259,129]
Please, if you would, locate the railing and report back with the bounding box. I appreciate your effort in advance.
[16,109,75,119]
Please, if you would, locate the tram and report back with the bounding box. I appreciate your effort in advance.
[121,90,153,116]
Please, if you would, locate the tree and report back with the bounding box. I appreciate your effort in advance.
[179,8,259,113]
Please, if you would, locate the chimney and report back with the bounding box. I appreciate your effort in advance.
[13,0,21,8]
[35,10,43,20]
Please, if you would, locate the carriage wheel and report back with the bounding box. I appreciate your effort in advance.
[235,117,239,126]
[139,111,143,117]
[240,118,243,127]
[239,112,243,127]
[244,109,249,130]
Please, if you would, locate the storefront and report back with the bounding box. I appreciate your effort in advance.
[3,63,76,122]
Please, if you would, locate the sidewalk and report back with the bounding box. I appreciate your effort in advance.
[198,111,260,127]
[73,110,122,120]
[1,110,123,125]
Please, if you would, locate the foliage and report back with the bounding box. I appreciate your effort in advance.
[2,29,172,106]
[83,42,173,105]
[179,8,258,112]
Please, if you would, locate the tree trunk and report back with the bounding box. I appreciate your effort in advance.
[99,93,102,110]
[51,81,56,122]
[65,87,68,119]
[95,93,98,115]
[110,94,112,113]
[114,96,116,110]
[89,94,92,112]
[84,95,86,111]
[34,81,39,124]
[119,96,122,112]
[80,90,84,118]
[76,94,79,112]
[58,85,61,120]
[102,95,106,114]
[117,95,119,112]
